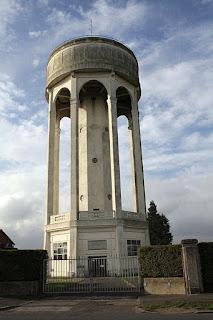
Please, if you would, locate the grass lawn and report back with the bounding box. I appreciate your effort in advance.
[140,301,213,311]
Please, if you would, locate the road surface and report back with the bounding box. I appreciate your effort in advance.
[0,299,212,320]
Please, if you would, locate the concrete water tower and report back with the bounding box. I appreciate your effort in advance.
[44,37,150,259]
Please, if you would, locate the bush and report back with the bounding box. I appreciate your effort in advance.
[138,245,183,278]
[0,250,48,281]
[198,242,213,292]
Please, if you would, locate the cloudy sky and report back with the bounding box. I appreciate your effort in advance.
[0,0,212,249]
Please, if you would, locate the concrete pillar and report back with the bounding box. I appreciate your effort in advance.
[181,239,204,294]
[45,89,56,224]
[116,225,126,257]
[43,231,50,255]
[107,82,122,218]
[70,74,79,220]
[53,113,60,215]
[128,118,137,213]
[129,93,146,217]
[70,227,78,259]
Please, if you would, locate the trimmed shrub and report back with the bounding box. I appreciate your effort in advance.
[198,242,213,292]
[138,245,183,278]
[0,250,48,281]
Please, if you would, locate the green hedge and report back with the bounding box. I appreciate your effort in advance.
[198,242,213,292]
[0,250,48,281]
[138,245,183,278]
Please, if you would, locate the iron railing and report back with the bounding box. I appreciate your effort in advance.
[43,255,141,293]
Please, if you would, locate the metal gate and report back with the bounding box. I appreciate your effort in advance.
[43,256,141,293]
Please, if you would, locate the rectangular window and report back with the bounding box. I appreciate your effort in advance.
[53,242,67,260]
[127,240,141,256]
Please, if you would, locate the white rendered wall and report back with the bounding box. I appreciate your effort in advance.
[78,228,116,257]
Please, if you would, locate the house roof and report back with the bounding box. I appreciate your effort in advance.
[0,229,15,245]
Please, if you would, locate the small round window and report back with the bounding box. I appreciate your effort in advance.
[80,195,84,201]
[107,194,112,200]
[92,158,98,163]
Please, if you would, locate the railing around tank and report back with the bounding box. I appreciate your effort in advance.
[50,211,145,223]
[79,211,115,220]
[50,212,70,224]
[122,211,145,221]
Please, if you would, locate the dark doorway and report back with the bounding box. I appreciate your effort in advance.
[88,256,107,277]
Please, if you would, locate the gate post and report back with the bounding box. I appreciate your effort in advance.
[181,239,203,294]
[42,259,47,294]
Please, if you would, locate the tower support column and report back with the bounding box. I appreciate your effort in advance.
[53,114,60,215]
[70,74,79,220]
[129,93,146,217]
[107,88,122,218]
[44,89,56,250]
[45,89,56,223]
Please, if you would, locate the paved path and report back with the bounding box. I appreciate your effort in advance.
[0,294,213,319]
[45,276,139,293]
[0,299,213,320]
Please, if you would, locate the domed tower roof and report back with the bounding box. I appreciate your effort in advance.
[46,36,141,101]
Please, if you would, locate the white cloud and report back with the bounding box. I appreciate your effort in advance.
[0,74,25,97]
[17,104,28,112]
[0,0,22,36]
[0,193,45,249]
[0,74,27,118]
[80,0,147,34]
[45,0,146,43]
[139,22,213,171]
[145,170,213,243]
[200,0,213,5]
[29,31,42,38]
[37,0,49,6]
[181,132,213,151]
[33,59,40,67]
[0,118,47,163]
[0,107,47,249]
[0,0,23,50]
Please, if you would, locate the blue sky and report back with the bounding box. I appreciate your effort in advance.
[0,0,212,249]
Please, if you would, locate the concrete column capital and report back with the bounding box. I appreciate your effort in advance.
[110,71,115,77]
[181,239,198,246]
[107,96,117,104]
[46,88,52,94]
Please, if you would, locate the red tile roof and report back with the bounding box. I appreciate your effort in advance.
[0,229,15,248]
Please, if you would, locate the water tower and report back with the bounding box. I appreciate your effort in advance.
[44,37,150,260]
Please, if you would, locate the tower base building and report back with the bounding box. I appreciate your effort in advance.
[44,37,150,264]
